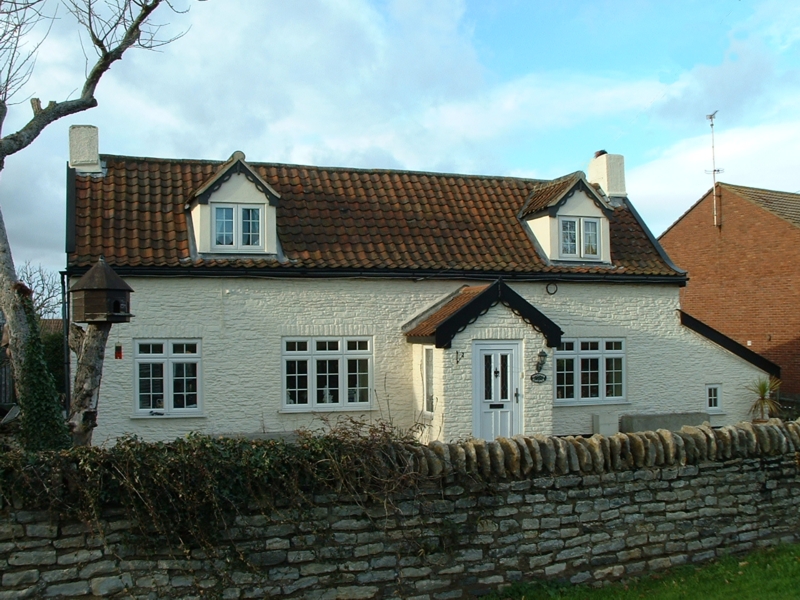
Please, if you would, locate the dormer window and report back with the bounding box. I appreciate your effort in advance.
[188,151,280,256]
[559,217,600,260]
[212,204,263,250]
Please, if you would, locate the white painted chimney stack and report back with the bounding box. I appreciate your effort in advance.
[69,125,102,173]
[588,150,626,198]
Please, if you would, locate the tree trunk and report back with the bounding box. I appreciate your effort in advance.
[69,322,111,446]
[0,207,30,388]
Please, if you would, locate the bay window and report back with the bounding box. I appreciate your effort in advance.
[555,339,625,402]
[283,337,373,410]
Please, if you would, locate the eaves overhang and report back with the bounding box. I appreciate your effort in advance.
[64,264,688,285]
[680,311,781,379]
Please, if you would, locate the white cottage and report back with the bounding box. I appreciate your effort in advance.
[66,128,778,445]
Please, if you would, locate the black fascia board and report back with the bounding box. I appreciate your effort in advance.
[434,280,502,348]
[194,160,279,206]
[680,311,781,378]
[545,179,613,219]
[406,335,435,345]
[523,178,614,220]
[66,166,76,254]
[64,263,688,285]
[433,280,563,349]
[497,281,563,347]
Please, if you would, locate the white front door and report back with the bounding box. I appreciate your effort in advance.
[473,341,522,441]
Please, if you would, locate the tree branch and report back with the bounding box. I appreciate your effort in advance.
[0,0,183,161]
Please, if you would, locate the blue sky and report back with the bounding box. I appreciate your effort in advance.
[2,0,799,271]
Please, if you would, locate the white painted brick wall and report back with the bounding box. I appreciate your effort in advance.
[91,278,765,444]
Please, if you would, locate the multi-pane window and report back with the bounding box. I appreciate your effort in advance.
[212,204,263,250]
[707,385,721,411]
[555,339,625,402]
[135,340,201,415]
[559,217,601,259]
[283,337,372,410]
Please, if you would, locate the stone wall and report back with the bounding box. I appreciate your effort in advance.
[1,420,799,599]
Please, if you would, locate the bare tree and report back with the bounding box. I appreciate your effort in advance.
[16,261,60,319]
[0,0,191,448]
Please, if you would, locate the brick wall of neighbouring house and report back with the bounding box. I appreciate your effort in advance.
[660,187,800,396]
[1,422,799,598]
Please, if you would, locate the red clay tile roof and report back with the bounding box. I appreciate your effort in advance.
[40,319,63,336]
[68,154,683,279]
[722,183,800,229]
[518,172,584,218]
[405,286,489,337]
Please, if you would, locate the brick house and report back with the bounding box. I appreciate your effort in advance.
[659,182,800,398]
[65,127,777,444]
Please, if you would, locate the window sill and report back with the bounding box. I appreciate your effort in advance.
[279,405,376,414]
[554,400,631,407]
[209,247,267,254]
[130,413,206,419]
[552,258,608,265]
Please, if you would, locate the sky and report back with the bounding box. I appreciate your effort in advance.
[2,0,800,273]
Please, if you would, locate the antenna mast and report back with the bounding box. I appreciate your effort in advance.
[705,111,723,228]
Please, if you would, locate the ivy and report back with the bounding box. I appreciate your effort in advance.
[16,297,70,452]
[0,419,422,554]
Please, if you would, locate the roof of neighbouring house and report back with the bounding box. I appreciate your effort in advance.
[721,183,800,228]
[39,319,63,336]
[66,154,685,281]
[661,182,800,240]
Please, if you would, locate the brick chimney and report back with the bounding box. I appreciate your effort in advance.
[69,125,102,173]
[588,150,626,199]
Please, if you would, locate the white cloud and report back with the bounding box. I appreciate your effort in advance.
[629,120,800,236]
[3,0,800,273]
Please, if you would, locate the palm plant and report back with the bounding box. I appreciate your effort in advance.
[746,376,782,422]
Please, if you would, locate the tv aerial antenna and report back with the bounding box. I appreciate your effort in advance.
[705,111,724,228]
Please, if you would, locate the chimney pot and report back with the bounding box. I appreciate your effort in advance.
[69,125,102,173]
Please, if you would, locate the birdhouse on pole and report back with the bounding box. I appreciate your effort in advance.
[70,257,134,323]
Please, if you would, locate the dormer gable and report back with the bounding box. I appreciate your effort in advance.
[521,172,613,263]
[187,151,280,255]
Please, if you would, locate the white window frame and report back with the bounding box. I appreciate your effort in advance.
[706,384,722,412]
[282,337,373,412]
[423,345,435,415]
[211,203,265,251]
[134,339,203,416]
[555,338,625,404]
[559,217,601,260]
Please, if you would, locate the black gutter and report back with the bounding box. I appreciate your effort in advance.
[679,311,781,378]
[65,264,688,285]
[66,166,76,254]
[60,270,70,414]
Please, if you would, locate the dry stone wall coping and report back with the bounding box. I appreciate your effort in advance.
[401,418,800,483]
[0,418,798,599]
